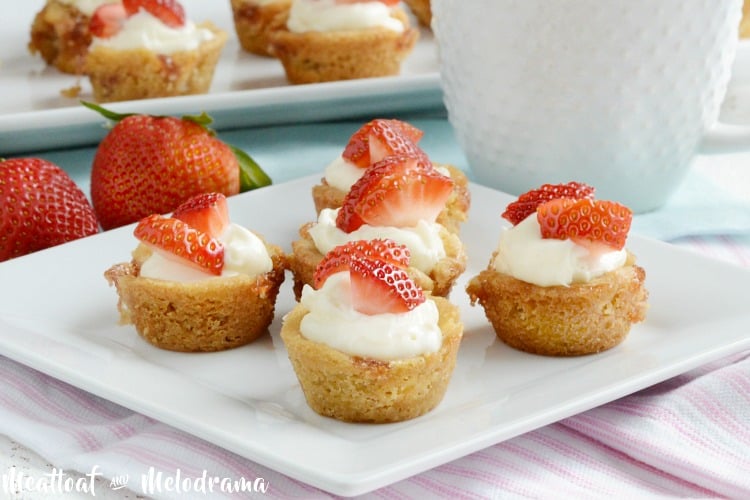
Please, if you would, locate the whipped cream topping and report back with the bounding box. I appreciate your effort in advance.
[139,223,273,282]
[287,0,404,33]
[323,156,363,192]
[492,215,628,287]
[324,155,452,192]
[90,11,216,53]
[309,208,446,273]
[59,0,119,17]
[299,272,442,360]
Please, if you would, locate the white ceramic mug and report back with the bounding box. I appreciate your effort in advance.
[432,0,750,212]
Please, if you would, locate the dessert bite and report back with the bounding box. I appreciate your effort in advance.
[281,239,463,423]
[403,0,431,27]
[312,118,470,233]
[288,153,467,300]
[105,192,286,352]
[229,0,292,56]
[466,182,649,356]
[84,0,227,102]
[268,0,419,84]
[28,0,120,74]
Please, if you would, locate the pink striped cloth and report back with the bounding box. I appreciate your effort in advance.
[0,235,749,499]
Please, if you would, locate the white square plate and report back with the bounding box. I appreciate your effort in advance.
[0,176,749,496]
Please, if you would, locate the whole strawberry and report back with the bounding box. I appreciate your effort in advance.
[0,158,99,262]
[86,103,270,230]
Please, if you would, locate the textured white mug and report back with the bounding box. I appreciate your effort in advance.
[432,0,750,212]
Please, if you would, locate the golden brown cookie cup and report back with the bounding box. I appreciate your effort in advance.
[29,0,95,74]
[105,240,286,352]
[85,22,227,103]
[229,0,291,56]
[467,252,648,356]
[280,295,463,423]
[268,9,418,84]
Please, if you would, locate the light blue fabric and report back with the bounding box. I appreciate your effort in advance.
[40,113,750,243]
[629,167,750,240]
[220,115,750,241]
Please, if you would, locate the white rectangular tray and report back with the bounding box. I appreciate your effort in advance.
[0,0,441,154]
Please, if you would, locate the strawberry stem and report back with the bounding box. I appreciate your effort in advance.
[81,101,214,129]
[81,100,136,122]
[182,111,214,129]
[232,145,272,191]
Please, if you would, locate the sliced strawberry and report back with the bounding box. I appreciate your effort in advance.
[387,119,424,143]
[336,155,454,232]
[134,214,224,275]
[349,258,425,315]
[537,198,633,251]
[171,192,229,238]
[122,0,185,28]
[502,181,595,225]
[313,239,411,289]
[89,3,127,38]
[342,119,427,168]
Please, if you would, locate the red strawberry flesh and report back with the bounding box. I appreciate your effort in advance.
[313,238,411,289]
[122,0,185,27]
[502,181,595,225]
[172,192,229,238]
[336,155,453,232]
[537,198,632,251]
[134,214,224,275]
[349,258,425,315]
[89,3,127,38]
[342,119,427,168]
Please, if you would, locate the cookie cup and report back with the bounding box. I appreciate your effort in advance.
[287,222,466,300]
[29,0,95,74]
[268,9,418,83]
[742,0,750,38]
[280,295,463,423]
[466,252,648,356]
[104,241,286,352]
[312,164,471,234]
[229,0,291,56]
[85,22,227,102]
[403,0,432,27]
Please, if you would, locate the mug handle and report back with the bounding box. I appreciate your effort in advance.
[700,122,750,154]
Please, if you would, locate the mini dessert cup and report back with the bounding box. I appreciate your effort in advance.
[105,241,285,352]
[269,9,418,83]
[282,294,462,423]
[467,252,648,356]
[28,0,108,74]
[229,0,292,56]
[403,0,432,27]
[85,22,227,102]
